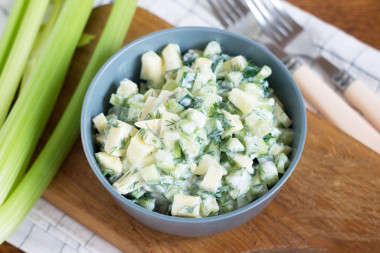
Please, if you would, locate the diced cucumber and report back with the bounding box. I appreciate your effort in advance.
[227,71,243,87]
[244,112,273,138]
[178,72,196,89]
[155,149,175,171]
[259,161,279,187]
[223,55,247,73]
[109,94,126,106]
[178,94,193,108]
[140,164,160,183]
[221,138,245,153]
[251,65,272,83]
[178,120,197,135]
[200,195,219,217]
[205,118,223,138]
[249,182,268,199]
[162,79,178,91]
[164,185,180,202]
[277,128,294,146]
[172,141,182,159]
[269,143,292,156]
[274,103,292,128]
[226,168,252,199]
[218,192,236,214]
[244,136,268,158]
[137,197,156,211]
[275,153,290,173]
[203,41,222,57]
[183,51,199,67]
[238,82,264,98]
[167,99,185,114]
[117,78,138,99]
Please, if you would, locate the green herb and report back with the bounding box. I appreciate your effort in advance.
[192,97,203,109]
[109,146,118,155]
[166,119,179,127]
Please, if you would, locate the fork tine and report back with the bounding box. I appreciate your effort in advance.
[207,0,229,27]
[269,0,302,31]
[251,0,290,38]
[233,0,250,17]
[224,0,243,21]
[245,0,284,43]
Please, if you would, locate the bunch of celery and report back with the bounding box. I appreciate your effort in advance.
[0,0,137,243]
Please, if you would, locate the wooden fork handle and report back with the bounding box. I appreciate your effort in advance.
[343,80,380,132]
[292,64,380,154]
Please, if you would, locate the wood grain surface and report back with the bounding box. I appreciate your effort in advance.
[2,1,380,253]
[288,0,380,50]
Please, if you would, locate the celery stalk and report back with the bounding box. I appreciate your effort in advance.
[21,0,65,91]
[0,0,137,242]
[0,0,94,205]
[0,0,50,126]
[0,0,29,75]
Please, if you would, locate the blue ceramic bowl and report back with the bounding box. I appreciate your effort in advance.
[81,27,306,236]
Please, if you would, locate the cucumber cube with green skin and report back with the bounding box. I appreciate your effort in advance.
[167,99,185,114]
[259,161,279,187]
[275,153,290,173]
[184,109,207,129]
[162,79,179,91]
[249,183,268,199]
[277,128,294,145]
[183,51,199,67]
[226,168,252,199]
[221,138,245,153]
[227,71,243,87]
[172,141,182,160]
[269,143,292,156]
[211,56,223,73]
[273,102,292,128]
[203,41,222,57]
[243,136,268,158]
[178,72,196,89]
[129,187,146,199]
[218,192,237,214]
[238,82,264,98]
[164,185,181,202]
[137,197,156,211]
[244,112,273,138]
[200,195,219,217]
[251,65,272,83]
[205,118,223,138]
[140,164,160,183]
[178,94,193,108]
[155,149,175,171]
[109,94,126,106]
[178,119,197,135]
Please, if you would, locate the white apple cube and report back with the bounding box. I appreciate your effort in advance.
[199,165,224,193]
[162,43,182,71]
[171,194,201,218]
[140,50,162,82]
[95,152,122,175]
[228,88,258,114]
[104,120,133,156]
[92,113,107,132]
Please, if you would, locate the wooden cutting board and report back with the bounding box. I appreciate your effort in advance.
[39,5,380,253]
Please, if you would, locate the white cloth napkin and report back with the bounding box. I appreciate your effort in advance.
[1,0,379,252]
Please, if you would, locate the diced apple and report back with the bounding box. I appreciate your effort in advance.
[92,113,107,132]
[95,152,122,175]
[162,43,182,71]
[221,109,243,138]
[126,134,157,167]
[171,194,201,218]
[199,165,224,193]
[104,120,133,156]
[228,88,258,114]
[140,51,162,82]
[116,78,138,99]
[194,154,227,176]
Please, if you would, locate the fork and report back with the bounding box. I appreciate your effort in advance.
[208,0,380,153]
[246,0,380,132]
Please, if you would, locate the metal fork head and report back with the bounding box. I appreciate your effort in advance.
[245,0,303,47]
[207,0,249,28]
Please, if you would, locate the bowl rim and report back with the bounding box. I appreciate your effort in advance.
[81,26,307,224]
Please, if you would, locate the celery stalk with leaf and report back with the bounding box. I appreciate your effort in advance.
[0,0,137,242]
